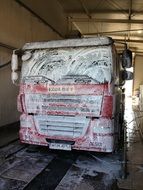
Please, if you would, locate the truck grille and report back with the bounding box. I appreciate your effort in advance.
[34,115,90,138]
[25,94,103,117]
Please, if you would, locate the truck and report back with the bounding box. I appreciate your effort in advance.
[11,37,132,152]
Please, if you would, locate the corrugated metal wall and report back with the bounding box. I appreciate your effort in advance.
[0,0,64,127]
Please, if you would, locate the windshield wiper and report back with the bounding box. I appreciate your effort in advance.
[58,74,99,84]
[23,75,55,84]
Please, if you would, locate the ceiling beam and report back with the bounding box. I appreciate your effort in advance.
[66,9,143,15]
[131,6,143,17]
[70,18,143,24]
[114,39,143,44]
[81,34,143,44]
[82,28,143,35]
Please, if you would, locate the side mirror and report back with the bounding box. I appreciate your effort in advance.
[122,70,133,80]
[122,49,132,68]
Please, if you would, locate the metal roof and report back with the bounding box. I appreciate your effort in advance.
[20,0,143,54]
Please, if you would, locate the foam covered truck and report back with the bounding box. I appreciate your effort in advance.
[11,37,132,152]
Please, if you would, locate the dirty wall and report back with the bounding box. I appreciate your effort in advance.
[0,0,64,127]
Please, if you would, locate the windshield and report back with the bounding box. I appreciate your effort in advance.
[21,46,113,84]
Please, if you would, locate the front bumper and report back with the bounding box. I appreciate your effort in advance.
[19,114,114,152]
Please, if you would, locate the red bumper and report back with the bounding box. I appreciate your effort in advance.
[19,114,114,152]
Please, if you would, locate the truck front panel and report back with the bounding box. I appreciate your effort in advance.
[17,38,116,152]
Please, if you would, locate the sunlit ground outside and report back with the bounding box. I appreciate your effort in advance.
[124,67,134,144]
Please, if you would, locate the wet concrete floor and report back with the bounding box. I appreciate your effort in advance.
[0,122,19,148]
[0,142,122,190]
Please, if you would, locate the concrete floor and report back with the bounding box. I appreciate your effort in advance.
[119,130,143,190]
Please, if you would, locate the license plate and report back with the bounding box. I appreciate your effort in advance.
[49,143,71,151]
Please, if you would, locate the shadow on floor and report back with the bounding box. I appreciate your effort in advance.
[0,122,19,147]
